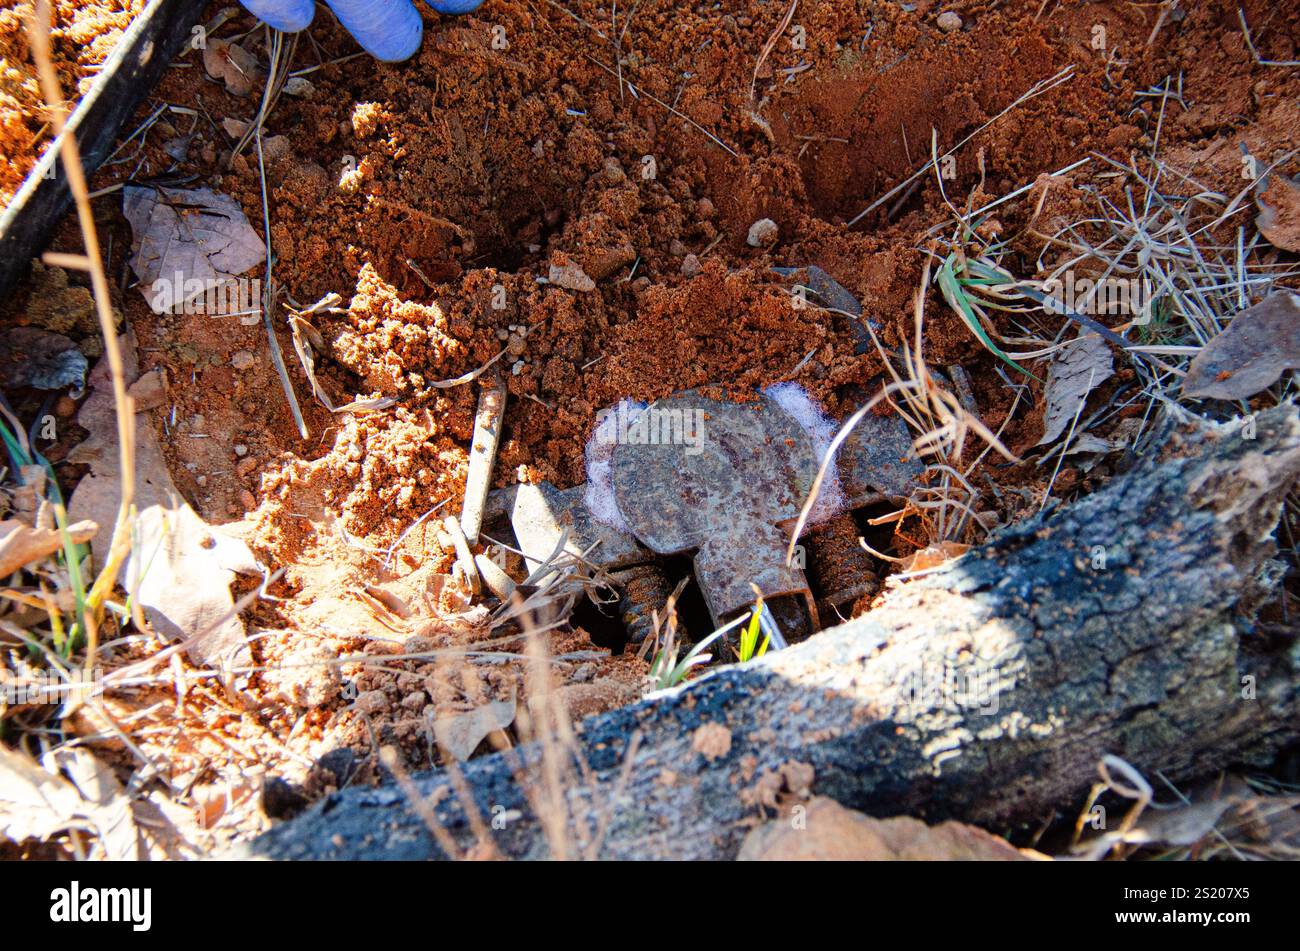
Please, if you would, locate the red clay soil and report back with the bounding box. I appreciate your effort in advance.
[0,0,147,208]
[130,0,1294,550]
[2,0,1298,845]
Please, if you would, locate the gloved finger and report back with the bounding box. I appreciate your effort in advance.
[424,0,486,12]
[238,0,316,33]
[323,0,423,63]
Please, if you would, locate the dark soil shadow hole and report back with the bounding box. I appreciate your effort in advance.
[660,555,714,646]
[572,583,627,655]
[853,499,904,562]
[769,31,1070,225]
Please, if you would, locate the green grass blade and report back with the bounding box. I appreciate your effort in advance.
[51,503,89,657]
[938,256,1039,381]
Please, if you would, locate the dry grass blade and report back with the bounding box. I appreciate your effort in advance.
[1237,7,1300,67]
[26,0,136,670]
[847,65,1076,227]
[580,53,737,156]
[232,27,299,157]
[542,0,609,40]
[1028,146,1300,426]
[430,348,509,389]
[786,257,1017,563]
[378,746,464,860]
[286,294,398,415]
[254,127,308,438]
[749,0,799,138]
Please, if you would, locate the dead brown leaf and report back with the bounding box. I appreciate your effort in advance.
[0,518,96,578]
[0,744,141,859]
[433,695,516,762]
[68,336,183,568]
[122,186,265,314]
[125,502,262,664]
[1183,291,1300,400]
[201,37,264,97]
[1256,174,1300,253]
[64,337,263,663]
[43,747,141,860]
[1038,332,1113,445]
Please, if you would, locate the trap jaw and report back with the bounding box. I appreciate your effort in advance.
[609,390,824,641]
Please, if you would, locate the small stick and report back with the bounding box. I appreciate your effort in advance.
[1146,1,1175,47]
[1237,7,1300,67]
[847,66,1077,228]
[580,52,737,156]
[255,127,308,438]
[444,514,481,598]
[542,0,609,40]
[27,1,137,671]
[378,746,464,860]
[461,371,507,545]
[750,0,799,103]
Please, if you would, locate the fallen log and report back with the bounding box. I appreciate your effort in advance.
[241,406,1300,860]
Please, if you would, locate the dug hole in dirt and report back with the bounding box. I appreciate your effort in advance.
[1,0,1299,861]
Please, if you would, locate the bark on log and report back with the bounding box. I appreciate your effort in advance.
[241,407,1300,860]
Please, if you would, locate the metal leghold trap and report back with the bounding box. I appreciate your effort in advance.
[484,387,920,650]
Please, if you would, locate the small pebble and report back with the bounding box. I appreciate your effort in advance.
[338,167,364,195]
[681,253,702,277]
[548,259,596,292]
[512,360,525,376]
[283,76,315,99]
[231,350,256,370]
[234,443,249,457]
[353,689,388,715]
[747,218,779,248]
[602,157,627,185]
[937,11,962,32]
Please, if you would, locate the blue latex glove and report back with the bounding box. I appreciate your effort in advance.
[240,0,485,62]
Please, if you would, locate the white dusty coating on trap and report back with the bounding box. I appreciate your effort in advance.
[761,382,847,525]
[584,399,647,533]
[583,385,847,534]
